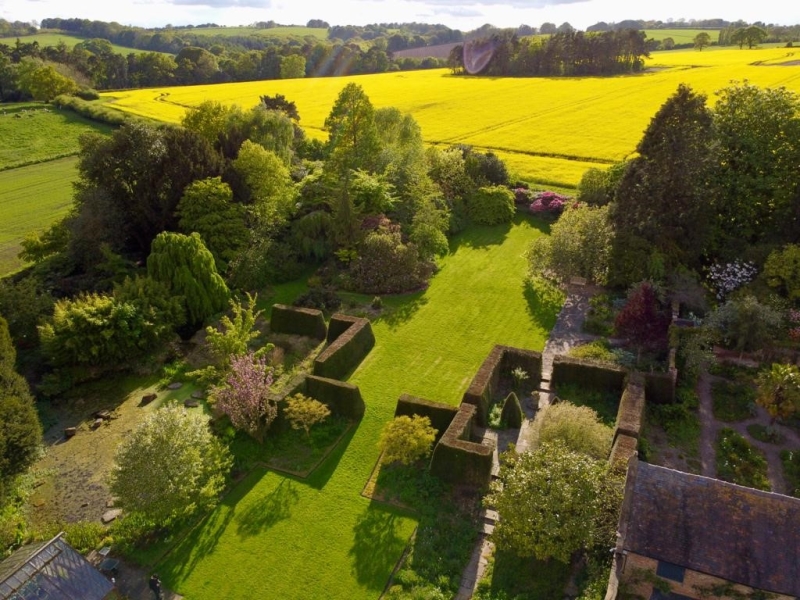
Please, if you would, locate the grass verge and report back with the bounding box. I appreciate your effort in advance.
[711,378,756,422]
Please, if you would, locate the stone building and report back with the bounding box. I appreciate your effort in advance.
[606,460,799,600]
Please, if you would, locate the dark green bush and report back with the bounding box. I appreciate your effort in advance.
[293,287,342,313]
[500,392,523,428]
[349,229,433,294]
[466,186,515,226]
[75,87,100,101]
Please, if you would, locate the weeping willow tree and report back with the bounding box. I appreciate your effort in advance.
[147,232,230,325]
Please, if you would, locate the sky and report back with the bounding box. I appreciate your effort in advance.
[1,0,798,32]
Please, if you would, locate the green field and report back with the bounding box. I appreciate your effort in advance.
[104,46,800,189]
[643,29,721,44]
[154,216,557,599]
[0,103,112,170]
[0,32,166,55]
[0,157,77,275]
[186,25,328,40]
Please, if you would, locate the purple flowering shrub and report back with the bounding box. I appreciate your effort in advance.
[528,191,572,215]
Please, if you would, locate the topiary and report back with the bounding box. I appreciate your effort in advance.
[501,392,524,428]
[467,186,515,226]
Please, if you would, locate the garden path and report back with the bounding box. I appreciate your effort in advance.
[456,284,598,599]
[697,369,800,495]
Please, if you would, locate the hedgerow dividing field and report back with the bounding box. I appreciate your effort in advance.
[0,32,164,55]
[643,29,721,44]
[103,46,800,188]
[153,216,558,600]
[0,157,77,275]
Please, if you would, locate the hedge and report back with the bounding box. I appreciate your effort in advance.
[551,355,626,395]
[614,374,645,442]
[304,375,365,420]
[394,394,458,443]
[52,94,132,126]
[609,433,638,471]
[314,314,375,380]
[270,304,327,339]
[462,346,504,426]
[501,392,523,428]
[462,345,542,426]
[430,403,493,488]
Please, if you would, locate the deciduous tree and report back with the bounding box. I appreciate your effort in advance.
[756,363,800,421]
[283,394,331,438]
[486,441,623,563]
[110,405,231,524]
[378,415,437,466]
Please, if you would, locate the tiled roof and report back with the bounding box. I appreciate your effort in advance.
[623,462,800,597]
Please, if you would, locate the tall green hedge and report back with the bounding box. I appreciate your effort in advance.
[270,304,327,339]
[394,394,458,442]
[313,315,375,379]
[305,375,365,420]
[501,392,524,428]
[430,403,493,488]
[551,355,626,395]
[644,370,676,405]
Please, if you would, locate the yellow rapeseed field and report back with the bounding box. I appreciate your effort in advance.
[103,46,800,188]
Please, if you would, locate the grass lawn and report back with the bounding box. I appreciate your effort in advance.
[0,157,78,276]
[0,103,112,169]
[151,215,557,599]
[474,550,571,600]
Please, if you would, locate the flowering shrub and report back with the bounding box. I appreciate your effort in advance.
[708,260,758,300]
[212,352,277,442]
[528,191,571,215]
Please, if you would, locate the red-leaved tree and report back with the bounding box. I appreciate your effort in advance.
[213,352,276,442]
[614,282,670,359]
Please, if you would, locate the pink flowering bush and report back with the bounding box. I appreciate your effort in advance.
[514,187,533,204]
[528,191,571,215]
[212,352,277,442]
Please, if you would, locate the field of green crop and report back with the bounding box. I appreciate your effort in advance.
[186,25,327,40]
[0,157,77,275]
[0,103,112,170]
[643,29,720,44]
[103,46,800,188]
[0,31,161,55]
[154,216,557,599]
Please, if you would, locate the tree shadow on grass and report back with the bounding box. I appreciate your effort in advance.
[305,420,360,489]
[523,277,563,332]
[235,478,300,539]
[372,290,429,331]
[348,503,411,590]
[155,467,264,585]
[448,221,512,252]
[482,550,571,598]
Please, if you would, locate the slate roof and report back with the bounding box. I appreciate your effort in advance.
[622,461,800,597]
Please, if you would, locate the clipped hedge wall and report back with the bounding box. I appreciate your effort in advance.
[462,346,504,426]
[314,314,375,380]
[609,433,638,471]
[551,355,626,395]
[305,375,365,420]
[270,304,327,339]
[430,403,493,488]
[500,346,542,383]
[394,394,458,443]
[614,374,645,442]
[644,370,677,405]
[462,345,542,427]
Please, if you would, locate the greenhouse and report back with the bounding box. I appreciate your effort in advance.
[0,533,114,600]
